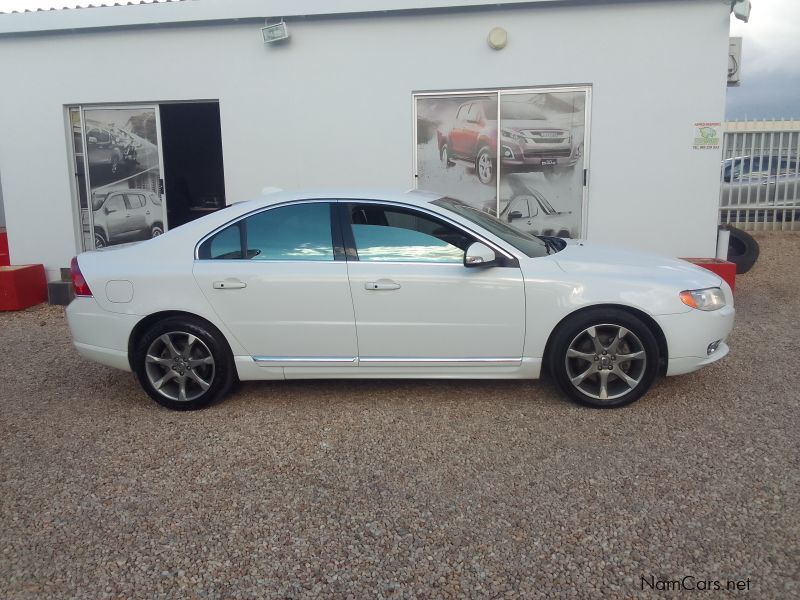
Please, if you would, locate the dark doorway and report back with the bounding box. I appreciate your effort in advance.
[159,102,226,229]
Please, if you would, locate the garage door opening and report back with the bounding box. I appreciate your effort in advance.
[160,102,226,229]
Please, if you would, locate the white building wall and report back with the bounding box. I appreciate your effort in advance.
[0,0,730,278]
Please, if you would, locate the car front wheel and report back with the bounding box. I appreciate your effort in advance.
[476,146,495,184]
[549,308,659,408]
[134,317,235,410]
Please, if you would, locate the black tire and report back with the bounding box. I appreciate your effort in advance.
[548,308,660,408]
[94,230,107,249]
[727,227,759,274]
[151,224,164,238]
[475,146,495,185]
[133,317,235,410]
[440,143,454,167]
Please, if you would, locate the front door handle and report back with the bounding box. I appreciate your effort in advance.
[213,279,247,290]
[365,279,401,291]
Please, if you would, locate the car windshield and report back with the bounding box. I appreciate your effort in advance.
[91,192,110,211]
[432,197,551,258]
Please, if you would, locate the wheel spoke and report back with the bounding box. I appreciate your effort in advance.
[160,334,180,358]
[586,326,605,354]
[614,367,639,389]
[567,348,596,362]
[153,370,177,390]
[187,370,211,391]
[184,334,198,356]
[598,370,610,400]
[609,327,629,353]
[146,354,172,367]
[178,378,188,402]
[617,350,646,362]
[188,356,214,367]
[571,365,595,386]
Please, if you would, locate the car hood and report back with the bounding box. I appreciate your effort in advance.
[502,120,567,133]
[551,240,722,289]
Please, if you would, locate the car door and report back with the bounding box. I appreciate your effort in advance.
[341,201,526,366]
[193,201,359,365]
[103,193,129,242]
[123,193,148,238]
[449,103,470,157]
[505,196,537,233]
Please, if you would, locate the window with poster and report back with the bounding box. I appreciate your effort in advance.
[414,86,591,239]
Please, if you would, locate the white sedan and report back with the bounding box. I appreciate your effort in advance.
[66,189,734,410]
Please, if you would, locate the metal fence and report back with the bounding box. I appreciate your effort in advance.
[720,120,800,231]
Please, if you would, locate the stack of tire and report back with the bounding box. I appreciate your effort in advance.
[727,227,759,275]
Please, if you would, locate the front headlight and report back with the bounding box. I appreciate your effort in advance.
[679,287,726,311]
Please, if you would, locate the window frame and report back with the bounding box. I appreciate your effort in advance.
[195,200,344,262]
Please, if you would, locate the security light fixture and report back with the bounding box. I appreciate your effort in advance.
[731,0,751,23]
[262,21,289,44]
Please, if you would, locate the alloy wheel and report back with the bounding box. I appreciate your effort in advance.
[564,324,647,401]
[144,331,215,402]
[477,151,493,183]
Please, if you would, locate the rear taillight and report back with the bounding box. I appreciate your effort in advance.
[70,256,93,297]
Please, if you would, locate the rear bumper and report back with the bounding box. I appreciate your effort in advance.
[66,296,140,372]
[654,305,735,376]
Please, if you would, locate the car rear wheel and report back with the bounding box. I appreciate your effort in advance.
[151,225,164,238]
[134,317,235,410]
[549,308,659,408]
[94,231,107,248]
[476,146,495,185]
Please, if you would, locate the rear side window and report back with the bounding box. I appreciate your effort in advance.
[198,203,334,261]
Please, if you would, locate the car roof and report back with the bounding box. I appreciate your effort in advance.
[237,188,445,210]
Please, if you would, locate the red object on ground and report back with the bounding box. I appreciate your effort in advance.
[682,258,736,293]
[0,264,48,311]
[0,229,8,266]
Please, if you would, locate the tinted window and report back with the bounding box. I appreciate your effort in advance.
[207,224,243,259]
[199,203,334,261]
[350,205,471,263]
[125,194,144,209]
[246,203,333,261]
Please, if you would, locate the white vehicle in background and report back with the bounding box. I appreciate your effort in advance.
[67,189,734,411]
[83,189,164,248]
[499,173,575,238]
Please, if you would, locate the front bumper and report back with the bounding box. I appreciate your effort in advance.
[654,304,735,376]
[500,140,577,168]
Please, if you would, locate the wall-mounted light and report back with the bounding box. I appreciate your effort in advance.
[487,27,508,50]
[262,21,289,44]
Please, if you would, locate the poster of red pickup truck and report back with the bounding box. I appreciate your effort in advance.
[416,88,588,239]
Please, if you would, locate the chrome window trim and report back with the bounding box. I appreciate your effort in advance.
[194,197,518,265]
[253,356,357,363]
[359,357,521,364]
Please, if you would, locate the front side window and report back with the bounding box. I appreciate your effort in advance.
[199,202,334,261]
[349,204,471,263]
[433,197,551,258]
[105,194,125,214]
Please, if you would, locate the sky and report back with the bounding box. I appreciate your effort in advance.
[0,0,797,121]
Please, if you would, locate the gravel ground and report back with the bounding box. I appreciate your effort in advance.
[1,233,799,599]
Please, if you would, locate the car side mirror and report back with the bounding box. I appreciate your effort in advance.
[104,206,116,214]
[507,210,523,222]
[464,242,497,267]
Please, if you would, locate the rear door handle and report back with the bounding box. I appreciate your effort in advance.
[213,279,247,290]
[365,279,401,291]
